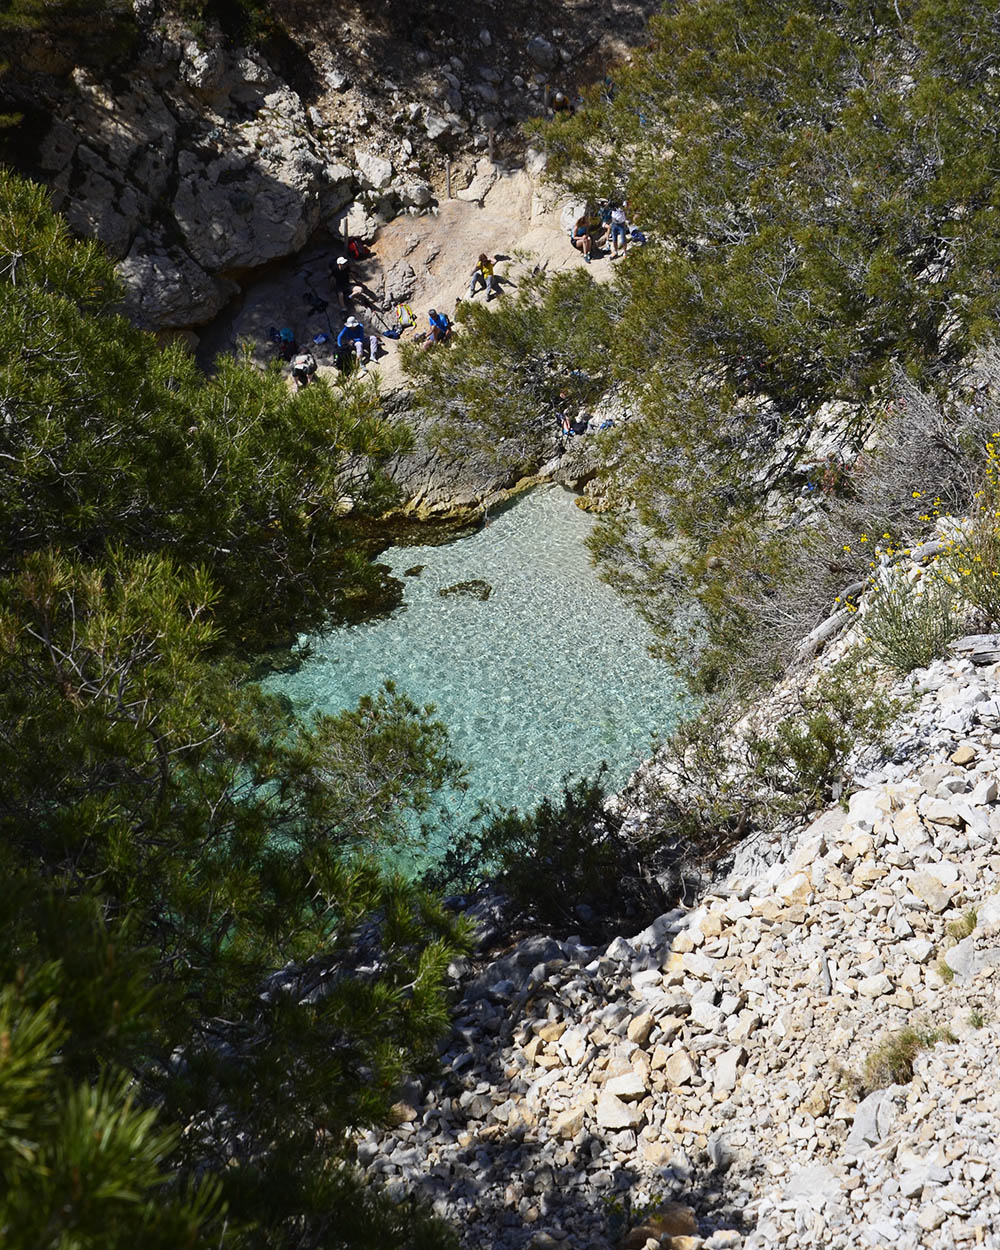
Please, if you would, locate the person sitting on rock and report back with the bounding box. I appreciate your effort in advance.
[337,316,379,372]
[570,216,592,263]
[423,308,452,349]
[468,253,501,301]
[290,349,317,390]
[278,326,297,361]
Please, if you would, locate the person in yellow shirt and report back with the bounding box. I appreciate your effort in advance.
[468,253,501,301]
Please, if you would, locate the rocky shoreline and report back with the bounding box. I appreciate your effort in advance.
[359,611,1000,1249]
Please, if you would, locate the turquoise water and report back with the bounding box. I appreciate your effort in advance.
[266,487,687,852]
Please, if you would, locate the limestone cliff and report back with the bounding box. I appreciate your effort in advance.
[3,0,660,331]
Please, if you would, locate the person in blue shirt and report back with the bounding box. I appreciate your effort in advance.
[424,308,452,348]
[336,316,378,371]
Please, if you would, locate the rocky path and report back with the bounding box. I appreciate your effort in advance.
[360,634,1000,1250]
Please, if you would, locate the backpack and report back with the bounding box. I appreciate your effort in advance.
[394,302,416,329]
[629,228,647,245]
[347,236,370,261]
[292,352,316,374]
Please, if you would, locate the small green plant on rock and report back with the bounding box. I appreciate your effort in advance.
[863,1023,957,1092]
[946,908,978,942]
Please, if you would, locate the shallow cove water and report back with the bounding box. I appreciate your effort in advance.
[266,487,687,864]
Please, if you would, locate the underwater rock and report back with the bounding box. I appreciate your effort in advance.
[438,578,492,601]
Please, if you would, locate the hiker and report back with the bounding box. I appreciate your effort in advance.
[337,316,380,371]
[423,308,452,349]
[331,255,377,313]
[290,349,317,389]
[468,253,501,301]
[277,326,297,361]
[570,215,592,263]
[609,203,629,258]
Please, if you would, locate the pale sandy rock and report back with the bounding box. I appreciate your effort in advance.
[904,936,934,964]
[559,1027,587,1064]
[595,1091,645,1130]
[922,797,964,827]
[976,894,1000,934]
[908,872,955,913]
[664,1050,697,1087]
[605,1072,647,1101]
[672,930,698,954]
[970,775,999,805]
[775,872,811,903]
[682,952,718,979]
[858,973,893,998]
[355,149,393,190]
[627,1012,656,1046]
[552,1106,585,1139]
[712,1046,746,1093]
[537,1021,566,1043]
[456,158,499,203]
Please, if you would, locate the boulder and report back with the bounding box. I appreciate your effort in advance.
[526,36,558,70]
[595,1091,645,1130]
[907,872,955,913]
[664,1050,697,1087]
[396,179,434,208]
[383,260,417,303]
[605,1072,647,1102]
[712,1046,746,1094]
[627,1012,655,1046]
[118,229,235,329]
[552,1106,585,1139]
[356,149,394,191]
[172,137,325,272]
[844,1086,903,1158]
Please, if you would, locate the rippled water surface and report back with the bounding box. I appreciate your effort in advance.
[267,487,687,850]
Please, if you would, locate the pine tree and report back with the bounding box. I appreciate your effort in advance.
[0,171,468,1248]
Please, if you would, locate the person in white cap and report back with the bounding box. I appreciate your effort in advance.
[330,253,379,312]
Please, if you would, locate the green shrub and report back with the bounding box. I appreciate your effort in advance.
[423,772,667,942]
[619,653,903,885]
[863,576,961,673]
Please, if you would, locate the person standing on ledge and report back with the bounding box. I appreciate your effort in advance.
[609,203,630,258]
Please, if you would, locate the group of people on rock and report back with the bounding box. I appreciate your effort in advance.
[570,199,642,263]
[280,244,516,387]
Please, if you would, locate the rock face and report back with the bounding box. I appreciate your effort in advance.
[38,44,349,329]
[18,0,665,331]
[357,642,1000,1249]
